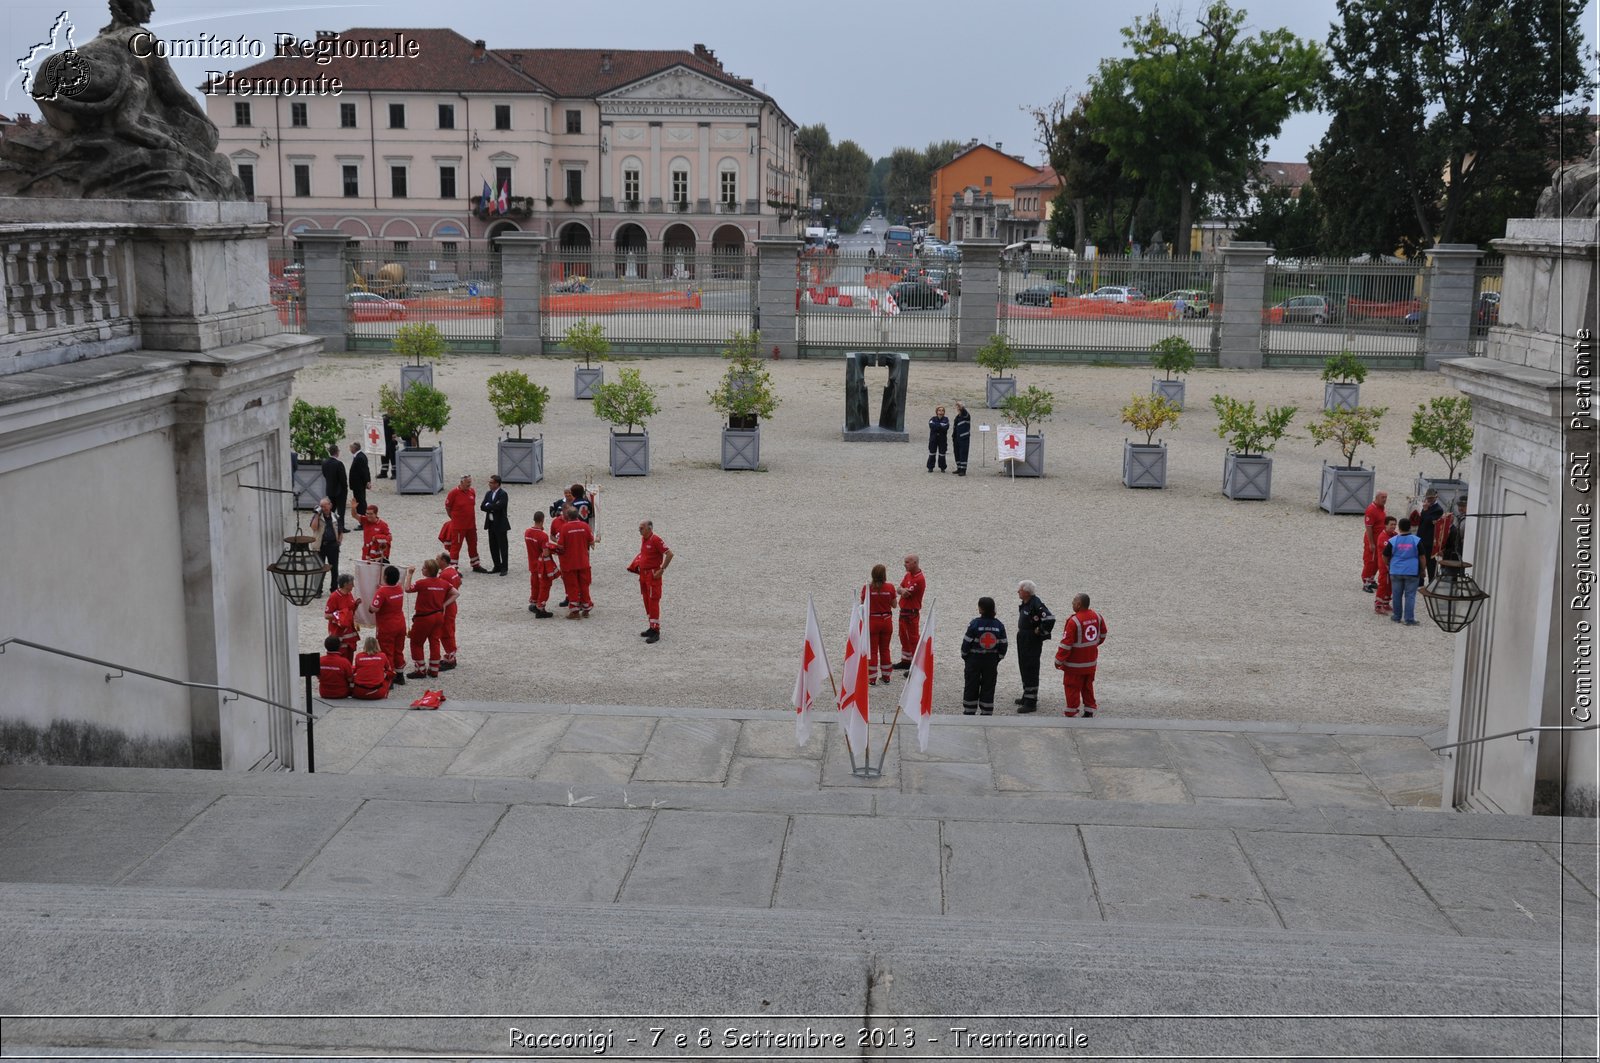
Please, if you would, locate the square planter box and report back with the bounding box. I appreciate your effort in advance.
[1415,475,1468,511]
[1324,381,1360,412]
[400,363,434,395]
[1222,452,1274,500]
[721,425,761,470]
[985,375,1017,409]
[1320,463,1375,515]
[575,366,604,400]
[1122,441,1168,488]
[290,458,324,510]
[1151,378,1186,409]
[395,443,446,495]
[498,436,544,484]
[1003,432,1045,477]
[610,430,650,476]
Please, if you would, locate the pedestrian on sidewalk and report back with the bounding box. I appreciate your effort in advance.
[1384,517,1423,625]
[553,503,594,618]
[1362,490,1388,592]
[370,565,408,685]
[404,558,457,679]
[960,596,1008,715]
[893,554,926,672]
[1014,580,1056,713]
[481,474,510,574]
[861,564,897,684]
[926,405,949,472]
[1374,515,1398,616]
[445,475,485,572]
[321,443,348,532]
[631,519,673,643]
[952,402,971,475]
[1055,593,1108,717]
[434,552,462,668]
[525,511,557,617]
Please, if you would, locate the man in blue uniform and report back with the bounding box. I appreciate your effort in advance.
[960,596,1009,715]
[952,403,971,475]
[926,405,950,472]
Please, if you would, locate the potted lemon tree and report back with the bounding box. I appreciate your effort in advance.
[999,385,1053,477]
[289,399,345,510]
[488,370,551,484]
[594,367,660,476]
[379,381,451,494]
[709,329,781,470]
[566,318,609,399]
[1211,396,1297,500]
[1408,395,1472,509]
[1149,335,1195,409]
[976,333,1020,409]
[1120,393,1181,489]
[1322,350,1366,412]
[394,321,447,394]
[1309,405,1386,514]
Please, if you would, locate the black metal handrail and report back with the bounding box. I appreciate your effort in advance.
[1429,723,1600,756]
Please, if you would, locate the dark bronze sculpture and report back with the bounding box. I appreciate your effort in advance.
[844,352,910,436]
[0,0,243,199]
[1536,145,1600,219]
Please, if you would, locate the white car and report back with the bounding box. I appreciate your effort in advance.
[1085,285,1146,302]
[826,227,838,239]
[861,224,874,235]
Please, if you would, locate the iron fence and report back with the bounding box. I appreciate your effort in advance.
[340,243,502,352]
[1260,256,1425,368]
[795,251,958,359]
[998,252,1219,363]
[539,248,754,355]
[1471,257,1505,356]
[268,240,303,334]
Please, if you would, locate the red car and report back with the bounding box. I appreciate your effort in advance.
[346,292,405,321]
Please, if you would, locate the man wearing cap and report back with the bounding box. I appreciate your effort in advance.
[1416,488,1445,584]
[1362,491,1388,593]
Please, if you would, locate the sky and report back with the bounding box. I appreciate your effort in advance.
[3,0,1597,167]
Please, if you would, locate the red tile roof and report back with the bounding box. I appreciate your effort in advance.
[214,28,550,94]
[1259,161,1311,190]
[493,48,770,102]
[1013,165,1059,191]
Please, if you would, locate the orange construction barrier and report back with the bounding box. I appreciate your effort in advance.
[540,291,695,313]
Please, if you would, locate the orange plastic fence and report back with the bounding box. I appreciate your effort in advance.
[538,291,699,313]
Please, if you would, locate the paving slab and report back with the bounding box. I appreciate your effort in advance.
[0,791,213,885]
[347,745,459,777]
[1388,836,1597,941]
[619,810,788,908]
[734,719,826,760]
[533,751,639,785]
[633,719,739,783]
[0,789,73,841]
[444,714,569,777]
[775,813,941,913]
[1334,734,1444,807]
[1236,831,1456,935]
[900,760,996,797]
[1273,771,1395,811]
[308,707,405,773]
[1163,731,1285,799]
[1540,841,1598,896]
[379,710,488,748]
[986,728,1090,793]
[557,715,657,755]
[450,805,647,903]
[1247,733,1362,773]
[1085,765,1192,804]
[896,722,989,762]
[1080,825,1279,928]
[288,798,507,896]
[724,755,822,791]
[120,795,359,891]
[1074,728,1172,767]
[942,820,1098,921]
[820,728,898,788]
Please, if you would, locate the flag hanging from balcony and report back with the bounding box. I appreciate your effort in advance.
[497,181,509,214]
[481,178,495,215]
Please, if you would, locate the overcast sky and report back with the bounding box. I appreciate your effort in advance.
[4,0,1596,165]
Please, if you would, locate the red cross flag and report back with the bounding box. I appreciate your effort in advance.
[997,425,1025,462]
[836,601,870,753]
[896,599,937,752]
[791,597,833,747]
[363,417,384,457]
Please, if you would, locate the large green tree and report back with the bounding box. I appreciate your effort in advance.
[1314,0,1594,255]
[884,140,964,226]
[1085,1,1324,256]
[795,124,873,227]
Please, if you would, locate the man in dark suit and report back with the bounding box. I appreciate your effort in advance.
[348,440,372,517]
[321,443,348,532]
[481,474,511,574]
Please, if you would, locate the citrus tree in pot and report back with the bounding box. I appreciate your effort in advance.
[998,384,1054,477]
[1211,396,1297,500]
[1149,335,1196,409]
[593,366,660,476]
[1321,349,1367,411]
[976,333,1020,409]
[708,328,781,471]
[393,321,447,394]
[1308,405,1387,514]
[566,318,609,399]
[379,381,452,494]
[487,370,551,484]
[288,398,345,510]
[1120,393,1181,489]
[1408,395,1473,509]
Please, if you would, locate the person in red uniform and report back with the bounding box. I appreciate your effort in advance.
[324,574,360,659]
[445,474,487,573]
[861,563,897,684]
[318,635,355,699]
[370,564,408,686]
[525,511,557,617]
[632,519,673,643]
[1362,490,1388,593]
[434,551,463,669]
[350,636,393,700]
[552,504,593,618]
[354,503,392,563]
[404,558,457,678]
[1374,515,1398,615]
[1054,593,1108,717]
[893,554,926,672]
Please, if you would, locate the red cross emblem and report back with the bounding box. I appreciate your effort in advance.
[979,632,998,650]
[1003,435,1020,449]
[367,426,381,447]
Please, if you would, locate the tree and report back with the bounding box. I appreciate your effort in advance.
[1233,181,1323,256]
[885,140,965,230]
[1085,1,1324,256]
[1315,0,1594,255]
[798,124,873,226]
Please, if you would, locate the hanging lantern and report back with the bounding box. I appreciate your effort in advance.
[267,531,328,606]
[1420,559,1490,633]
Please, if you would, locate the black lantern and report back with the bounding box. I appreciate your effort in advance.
[267,530,328,606]
[1420,560,1490,633]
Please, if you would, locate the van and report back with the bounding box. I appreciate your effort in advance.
[883,225,914,256]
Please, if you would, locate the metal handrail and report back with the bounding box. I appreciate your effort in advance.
[1429,723,1600,756]
[0,636,311,721]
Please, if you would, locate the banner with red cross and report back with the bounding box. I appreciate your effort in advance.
[997,425,1024,462]
[363,417,384,458]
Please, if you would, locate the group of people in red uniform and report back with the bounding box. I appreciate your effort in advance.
[1362,487,1467,617]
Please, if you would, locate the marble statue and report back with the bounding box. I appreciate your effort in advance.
[1536,144,1600,219]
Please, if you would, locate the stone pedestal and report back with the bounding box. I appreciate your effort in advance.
[955,239,1002,361]
[1217,242,1270,369]
[755,236,801,361]
[1422,244,1485,371]
[496,233,547,356]
[298,230,351,353]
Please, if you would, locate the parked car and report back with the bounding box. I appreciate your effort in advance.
[1153,289,1211,317]
[1477,291,1501,326]
[346,291,406,320]
[861,224,874,235]
[1268,294,1342,325]
[923,268,957,293]
[1014,283,1073,306]
[1084,285,1147,302]
[888,280,947,310]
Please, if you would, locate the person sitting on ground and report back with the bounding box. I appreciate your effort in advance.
[317,635,354,700]
[350,636,393,700]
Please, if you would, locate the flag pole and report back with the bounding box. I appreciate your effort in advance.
[877,702,901,769]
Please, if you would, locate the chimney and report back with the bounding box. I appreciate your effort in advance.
[15,113,31,126]
[316,29,335,40]
[994,141,1002,154]
[472,39,486,61]
[510,52,523,70]
[600,51,613,72]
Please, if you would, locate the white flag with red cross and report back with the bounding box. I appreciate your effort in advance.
[363,417,384,457]
[792,597,833,747]
[997,425,1025,462]
[836,602,870,752]
[897,599,937,752]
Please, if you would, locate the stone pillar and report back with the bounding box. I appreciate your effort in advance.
[1422,244,1485,371]
[298,230,351,354]
[956,238,1002,362]
[1217,241,1271,368]
[755,235,801,360]
[496,233,547,356]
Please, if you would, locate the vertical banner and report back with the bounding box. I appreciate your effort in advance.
[362,417,384,458]
[353,560,382,628]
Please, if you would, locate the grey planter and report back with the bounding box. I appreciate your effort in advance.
[1324,381,1360,412]
[985,375,1017,409]
[575,366,604,400]
[1151,378,1186,409]
[1122,441,1168,489]
[1003,432,1045,477]
[498,435,544,484]
[609,430,649,476]
[1320,463,1376,514]
[1222,452,1274,500]
[395,443,446,495]
[400,363,434,394]
[1415,475,1468,511]
[721,426,761,470]
[290,458,323,510]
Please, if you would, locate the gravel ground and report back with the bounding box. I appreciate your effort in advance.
[294,353,1459,727]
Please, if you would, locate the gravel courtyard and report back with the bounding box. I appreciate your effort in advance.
[294,353,1459,727]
